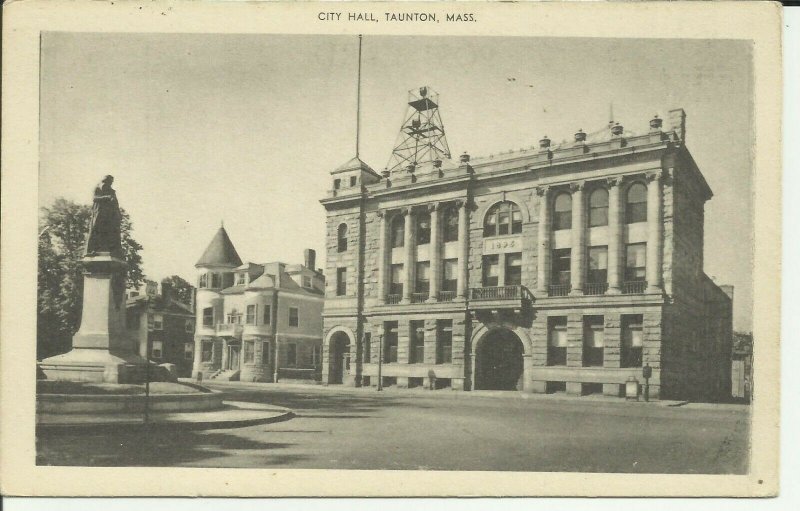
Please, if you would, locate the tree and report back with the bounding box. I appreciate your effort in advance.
[162,275,195,306]
[37,198,145,359]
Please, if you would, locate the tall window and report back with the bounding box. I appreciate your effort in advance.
[442,259,458,292]
[415,262,430,294]
[391,215,405,248]
[587,246,608,284]
[410,320,425,363]
[583,316,605,367]
[302,276,312,288]
[245,304,257,325]
[243,341,255,364]
[384,322,398,363]
[222,272,235,288]
[288,307,299,327]
[312,345,322,366]
[333,178,341,190]
[199,273,208,288]
[211,273,221,288]
[148,313,163,331]
[553,193,572,230]
[484,201,522,237]
[349,175,357,187]
[262,341,271,365]
[201,340,213,362]
[390,264,404,296]
[184,342,194,360]
[482,255,500,286]
[362,332,371,363]
[589,188,609,227]
[151,340,163,359]
[621,315,644,367]
[505,253,522,286]
[626,182,648,223]
[337,223,348,252]
[547,317,568,366]
[336,267,347,296]
[185,319,194,333]
[551,249,571,285]
[437,320,453,364]
[262,305,271,325]
[287,343,297,366]
[416,212,431,245]
[443,207,459,242]
[203,307,213,326]
[625,243,647,281]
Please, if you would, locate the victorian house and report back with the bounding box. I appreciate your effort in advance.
[191,227,325,382]
[320,97,732,401]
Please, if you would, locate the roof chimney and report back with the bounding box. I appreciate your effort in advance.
[574,129,586,143]
[304,249,316,270]
[160,279,173,304]
[459,152,470,164]
[649,114,663,132]
[611,122,624,136]
[539,135,551,150]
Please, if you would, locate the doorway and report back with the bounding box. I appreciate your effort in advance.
[330,332,351,384]
[474,329,524,390]
[228,345,240,371]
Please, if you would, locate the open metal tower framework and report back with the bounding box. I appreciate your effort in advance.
[385,86,452,174]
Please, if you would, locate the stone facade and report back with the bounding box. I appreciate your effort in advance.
[320,109,733,401]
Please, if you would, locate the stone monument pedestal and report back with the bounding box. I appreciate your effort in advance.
[39,253,148,383]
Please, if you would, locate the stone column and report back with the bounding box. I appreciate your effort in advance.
[456,200,469,299]
[646,171,663,293]
[569,181,586,295]
[401,208,414,303]
[607,177,623,294]
[376,210,388,304]
[427,203,441,302]
[536,186,550,295]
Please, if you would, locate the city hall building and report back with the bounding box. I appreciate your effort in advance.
[320,87,732,401]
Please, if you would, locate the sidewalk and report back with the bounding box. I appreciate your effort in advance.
[191,378,745,410]
[37,400,294,433]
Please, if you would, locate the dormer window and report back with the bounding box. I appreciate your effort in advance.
[236,273,246,286]
[333,178,341,190]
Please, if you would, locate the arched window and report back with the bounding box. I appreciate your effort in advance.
[589,188,609,227]
[416,212,431,245]
[626,182,647,223]
[484,201,522,237]
[391,215,405,248]
[443,206,459,242]
[553,193,572,230]
[337,223,348,252]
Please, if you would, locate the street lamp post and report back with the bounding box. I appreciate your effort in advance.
[377,334,383,391]
[144,333,151,423]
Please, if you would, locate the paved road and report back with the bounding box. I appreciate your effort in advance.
[37,383,749,473]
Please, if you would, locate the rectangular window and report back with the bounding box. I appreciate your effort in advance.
[184,342,194,360]
[287,343,297,366]
[415,262,430,294]
[622,315,644,367]
[551,249,571,285]
[554,209,572,231]
[384,321,398,363]
[410,321,425,363]
[236,273,246,286]
[336,268,347,296]
[583,316,605,367]
[444,210,459,242]
[201,340,213,362]
[222,272,235,288]
[289,307,299,327]
[211,273,221,288]
[227,311,241,324]
[512,209,523,234]
[417,216,431,245]
[199,274,208,288]
[390,264,404,297]
[149,313,163,331]
[349,175,357,187]
[245,304,257,325]
[243,341,255,364]
[262,341,271,365]
[625,243,647,281]
[505,253,522,286]
[203,307,214,327]
[185,319,194,333]
[588,246,608,284]
[437,320,453,364]
[484,213,497,237]
[263,305,271,325]
[548,317,568,366]
[333,178,341,190]
[442,259,458,292]
[303,275,312,288]
[482,255,500,287]
[151,340,163,359]
[312,345,322,367]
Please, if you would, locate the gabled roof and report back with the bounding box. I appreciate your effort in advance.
[195,227,243,267]
[331,156,380,177]
[125,294,194,315]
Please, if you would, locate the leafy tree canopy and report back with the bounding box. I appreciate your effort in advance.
[162,275,195,306]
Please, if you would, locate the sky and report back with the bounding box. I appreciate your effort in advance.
[39,33,754,331]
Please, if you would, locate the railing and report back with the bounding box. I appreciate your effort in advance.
[411,292,429,303]
[584,282,609,296]
[216,323,243,336]
[385,294,402,304]
[623,280,647,294]
[548,284,571,297]
[469,285,522,301]
[438,291,457,302]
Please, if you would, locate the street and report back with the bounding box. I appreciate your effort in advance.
[37,383,750,473]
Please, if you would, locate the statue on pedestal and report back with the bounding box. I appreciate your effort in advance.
[85,175,123,257]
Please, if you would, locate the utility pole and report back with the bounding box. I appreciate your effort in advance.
[377,334,383,391]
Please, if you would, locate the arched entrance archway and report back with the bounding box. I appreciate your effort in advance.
[474,329,524,391]
[330,331,351,384]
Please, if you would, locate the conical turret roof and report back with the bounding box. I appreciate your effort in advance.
[195,227,243,267]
